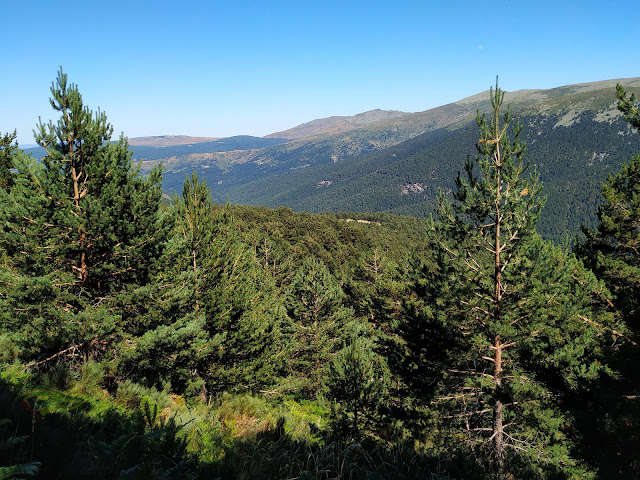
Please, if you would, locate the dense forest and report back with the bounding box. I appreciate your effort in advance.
[114,81,640,246]
[197,110,639,245]
[1,70,639,479]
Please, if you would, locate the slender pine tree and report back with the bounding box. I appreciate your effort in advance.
[284,257,354,398]
[402,80,620,479]
[327,334,390,442]
[122,173,287,396]
[0,131,18,190]
[575,84,640,478]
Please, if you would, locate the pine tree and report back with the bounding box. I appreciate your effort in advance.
[0,68,165,362]
[284,257,354,398]
[579,155,640,331]
[0,131,18,190]
[0,144,49,272]
[327,335,390,442]
[579,86,640,332]
[197,202,287,394]
[346,248,405,330]
[122,173,287,396]
[0,141,99,359]
[33,67,164,295]
[165,172,223,315]
[616,83,640,129]
[575,84,640,478]
[437,80,544,474]
[403,80,619,479]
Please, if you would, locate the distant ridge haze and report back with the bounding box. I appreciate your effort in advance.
[127,135,220,147]
[126,78,640,147]
[127,76,640,244]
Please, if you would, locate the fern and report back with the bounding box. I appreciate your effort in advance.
[0,462,40,480]
[0,418,39,479]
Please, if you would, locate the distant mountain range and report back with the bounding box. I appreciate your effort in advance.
[22,78,640,242]
[128,135,220,147]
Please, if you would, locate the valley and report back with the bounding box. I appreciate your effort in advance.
[126,78,640,242]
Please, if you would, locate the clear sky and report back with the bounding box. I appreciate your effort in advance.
[2,0,639,145]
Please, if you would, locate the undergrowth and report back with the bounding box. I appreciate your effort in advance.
[0,360,452,479]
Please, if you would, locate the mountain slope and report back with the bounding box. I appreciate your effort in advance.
[223,111,639,241]
[21,78,640,242]
[146,78,640,242]
[265,109,410,140]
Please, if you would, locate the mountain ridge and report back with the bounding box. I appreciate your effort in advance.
[20,77,640,242]
[266,109,410,140]
[141,77,640,242]
[127,135,220,147]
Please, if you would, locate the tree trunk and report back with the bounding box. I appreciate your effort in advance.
[193,248,200,312]
[68,112,88,285]
[493,335,505,478]
[492,119,505,478]
[494,399,505,478]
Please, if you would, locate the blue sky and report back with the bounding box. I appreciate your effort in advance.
[2,0,638,145]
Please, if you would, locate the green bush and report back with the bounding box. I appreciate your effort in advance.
[115,380,171,411]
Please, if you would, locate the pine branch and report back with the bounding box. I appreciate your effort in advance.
[25,343,85,369]
[443,408,492,419]
[448,369,494,379]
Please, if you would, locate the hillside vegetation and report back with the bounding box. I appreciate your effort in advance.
[2,71,640,479]
[132,78,640,243]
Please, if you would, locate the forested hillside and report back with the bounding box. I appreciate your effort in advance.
[20,79,640,242]
[225,112,639,243]
[1,70,640,479]
[123,79,640,243]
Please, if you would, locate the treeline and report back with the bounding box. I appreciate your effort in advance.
[0,70,639,479]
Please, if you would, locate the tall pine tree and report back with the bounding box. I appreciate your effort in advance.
[0,68,165,362]
[0,131,18,190]
[579,83,640,333]
[576,83,640,478]
[33,67,164,295]
[402,80,619,479]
